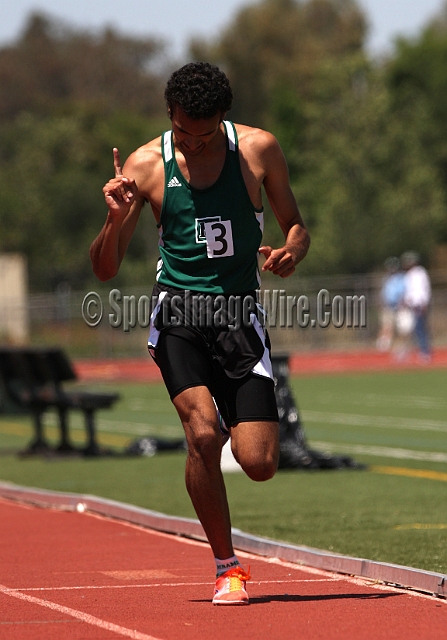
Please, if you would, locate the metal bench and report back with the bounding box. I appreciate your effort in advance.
[0,347,119,456]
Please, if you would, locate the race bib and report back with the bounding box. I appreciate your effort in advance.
[204,220,234,258]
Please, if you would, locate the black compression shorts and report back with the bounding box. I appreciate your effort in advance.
[154,326,278,427]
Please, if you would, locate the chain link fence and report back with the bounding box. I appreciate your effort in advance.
[1,271,446,358]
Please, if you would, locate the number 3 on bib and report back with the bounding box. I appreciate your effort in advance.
[204,220,234,258]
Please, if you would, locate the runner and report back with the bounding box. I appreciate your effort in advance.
[90,62,310,605]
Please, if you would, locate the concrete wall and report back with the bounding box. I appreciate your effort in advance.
[0,253,29,344]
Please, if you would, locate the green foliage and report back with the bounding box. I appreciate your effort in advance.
[0,109,166,290]
[386,20,447,242]
[1,1,447,289]
[0,13,166,120]
[191,0,447,274]
[0,11,172,291]
[191,0,366,127]
[295,57,445,273]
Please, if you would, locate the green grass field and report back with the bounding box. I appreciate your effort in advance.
[1,368,446,574]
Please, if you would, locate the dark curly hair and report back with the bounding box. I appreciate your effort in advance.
[165,62,233,120]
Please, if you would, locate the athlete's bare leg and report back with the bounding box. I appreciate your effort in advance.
[173,385,234,559]
[172,385,279,560]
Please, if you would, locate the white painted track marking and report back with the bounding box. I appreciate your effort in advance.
[0,583,161,640]
[8,578,341,592]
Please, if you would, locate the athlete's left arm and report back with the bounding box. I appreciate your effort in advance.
[258,132,310,278]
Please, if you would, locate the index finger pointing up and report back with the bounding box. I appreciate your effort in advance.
[113,147,122,177]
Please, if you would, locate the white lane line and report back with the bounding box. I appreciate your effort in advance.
[0,583,161,640]
[0,619,81,625]
[302,410,447,433]
[310,441,447,463]
[8,578,340,592]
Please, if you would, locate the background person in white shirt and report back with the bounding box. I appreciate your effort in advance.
[400,251,432,361]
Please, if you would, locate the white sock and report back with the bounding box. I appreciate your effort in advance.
[215,555,240,577]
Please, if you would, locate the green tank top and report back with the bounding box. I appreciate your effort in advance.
[156,121,264,294]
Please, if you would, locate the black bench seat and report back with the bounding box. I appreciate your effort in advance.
[0,347,120,456]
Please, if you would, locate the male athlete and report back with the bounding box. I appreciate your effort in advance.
[90,62,310,605]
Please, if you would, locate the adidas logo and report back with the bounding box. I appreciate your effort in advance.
[167,176,182,188]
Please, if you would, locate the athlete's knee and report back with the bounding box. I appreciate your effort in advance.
[231,422,279,481]
[181,410,221,460]
[237,449,278,482]
[187,426,220,458]
[174,391,219,452]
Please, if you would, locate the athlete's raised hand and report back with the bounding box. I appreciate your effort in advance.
[102,148,137,218]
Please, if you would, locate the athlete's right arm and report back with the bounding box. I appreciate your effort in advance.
[90,148,145,281]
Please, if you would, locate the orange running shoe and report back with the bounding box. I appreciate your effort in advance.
[212,566,251,605]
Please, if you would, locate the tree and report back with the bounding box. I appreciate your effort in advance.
[190,0,366,127]
[190,0,445,272]
[386,10,447,241]
[0,12,170,291]
[0,13,167,120]
[295,57,445,274]
[0,108,166,290]
[2,3,446,289]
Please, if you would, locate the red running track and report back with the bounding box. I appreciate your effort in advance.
[74,348,447,383]
[1,498,446,640]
